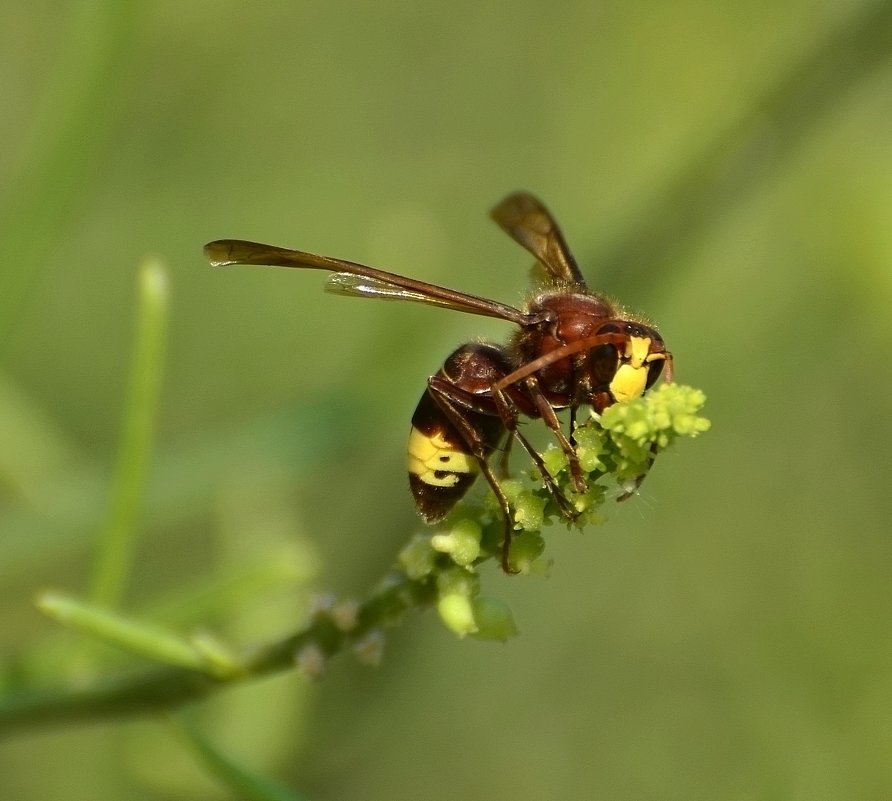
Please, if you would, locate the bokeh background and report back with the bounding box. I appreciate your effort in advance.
[2,1,891,799]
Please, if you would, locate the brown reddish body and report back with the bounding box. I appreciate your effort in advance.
[205,192,673,573]
[513,292,667,412]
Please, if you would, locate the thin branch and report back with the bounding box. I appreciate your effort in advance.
[0,571,436,735]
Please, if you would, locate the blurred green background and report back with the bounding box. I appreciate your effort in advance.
[2,1,891,799]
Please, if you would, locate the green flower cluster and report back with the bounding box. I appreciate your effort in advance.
[398,383,710,639]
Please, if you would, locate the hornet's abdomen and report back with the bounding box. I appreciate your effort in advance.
[407,344,510,522]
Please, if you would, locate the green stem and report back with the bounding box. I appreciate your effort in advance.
[89,259,169,608]
[0,572,436,734]
[172,717,313,801]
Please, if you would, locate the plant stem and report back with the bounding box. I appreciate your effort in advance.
[89,259,169,609]
[0,572,436,735]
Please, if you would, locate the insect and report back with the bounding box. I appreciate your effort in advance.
[205,192,673,572]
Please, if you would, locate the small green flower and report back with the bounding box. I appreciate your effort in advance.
[431,519,483,567]
[512,490,548,532]
[405,384,708,638]
[540,446,569,477]
[572,426,609,474]
[469,597,518,642]
[436,567,481,637]
[398,533,439,579]
[506,532,546,575]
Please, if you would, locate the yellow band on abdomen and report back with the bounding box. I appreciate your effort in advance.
[407,426,477,487]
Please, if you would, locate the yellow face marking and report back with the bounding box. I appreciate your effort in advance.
[610,363,648,402]
[609,336,654,402]
[407,426,477,488]
[628,336,651,369]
